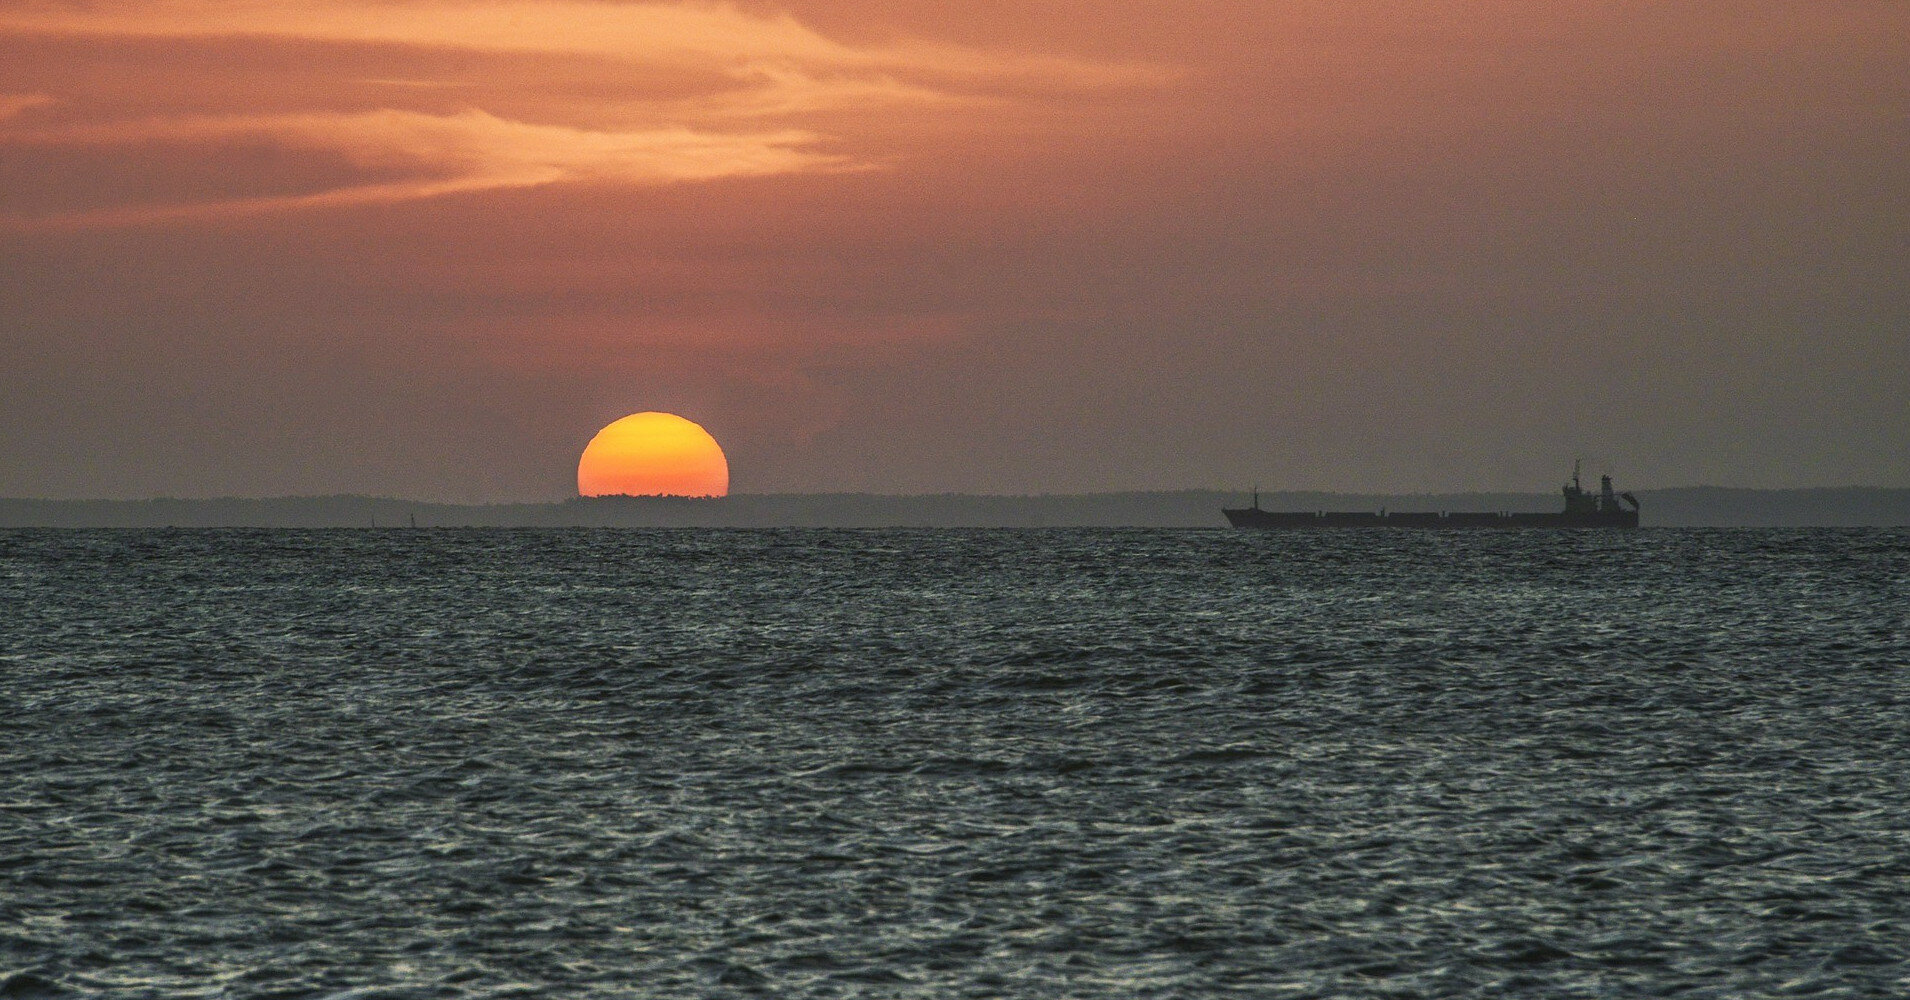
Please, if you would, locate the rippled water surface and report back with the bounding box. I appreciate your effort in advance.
[3,528,1908,998]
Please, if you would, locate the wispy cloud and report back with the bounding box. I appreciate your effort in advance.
[8,108,852,227]
[0,1,1156,86]
[0,2,1165,226]
[0,93,56,121]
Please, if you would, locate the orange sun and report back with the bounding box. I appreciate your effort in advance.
[577,412,729,497]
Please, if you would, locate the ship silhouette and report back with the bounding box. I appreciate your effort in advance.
[1224,462,1641,529]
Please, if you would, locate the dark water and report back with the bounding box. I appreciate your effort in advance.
[3,528,1907,998]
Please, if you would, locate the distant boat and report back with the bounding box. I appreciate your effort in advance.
[1224,463,1641,529]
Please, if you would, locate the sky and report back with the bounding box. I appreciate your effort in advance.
[2,0,1905,500]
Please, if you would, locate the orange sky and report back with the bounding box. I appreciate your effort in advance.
[2,2,1905,499]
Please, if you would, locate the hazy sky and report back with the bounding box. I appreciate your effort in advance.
[3,1,1905,500]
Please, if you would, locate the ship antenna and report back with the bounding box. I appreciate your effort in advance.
[1572,458,1582,491]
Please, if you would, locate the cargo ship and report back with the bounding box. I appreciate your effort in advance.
[1224,463,1640,529]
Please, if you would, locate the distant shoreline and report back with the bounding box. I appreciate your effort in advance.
[3,488,1907,528]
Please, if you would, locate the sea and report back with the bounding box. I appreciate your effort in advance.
[2,528,1907,998]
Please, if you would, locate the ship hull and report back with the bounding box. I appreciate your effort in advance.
[1222,508,1639,529]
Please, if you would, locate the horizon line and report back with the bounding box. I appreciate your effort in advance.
[6,484,1910,506]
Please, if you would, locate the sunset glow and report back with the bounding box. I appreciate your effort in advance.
[1,2,1904,500]
[0,0,1156,228]
[577,413,729,498]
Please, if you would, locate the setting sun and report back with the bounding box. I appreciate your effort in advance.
[577,412,729,497]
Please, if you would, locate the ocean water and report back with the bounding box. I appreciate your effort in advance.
[2,528,1907,999]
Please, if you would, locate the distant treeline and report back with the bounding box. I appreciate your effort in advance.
[2,488,1907,528]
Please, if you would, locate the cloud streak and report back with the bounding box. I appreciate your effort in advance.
[0,0,1151,84]
[0,1,1165,226]
[8,107,850,227]
[0,93,55,120]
